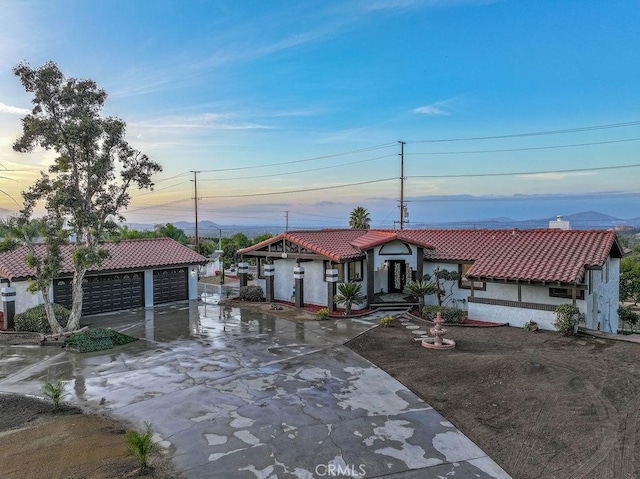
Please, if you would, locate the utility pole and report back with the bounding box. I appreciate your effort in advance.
[399,141,406,230]
[285,210,289,231]
[191,171,200,247]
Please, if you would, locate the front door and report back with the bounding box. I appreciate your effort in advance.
[388,260,406,293]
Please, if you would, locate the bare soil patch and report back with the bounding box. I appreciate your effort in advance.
[228,300,321,321]
[0,394,178,479]
[347,318,640,479]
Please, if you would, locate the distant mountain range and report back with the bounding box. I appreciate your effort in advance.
[124,211,640,238]
[408,211,640,230]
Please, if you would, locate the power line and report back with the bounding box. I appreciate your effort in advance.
[198,143,396,173]
[407,137,640,156]
[200,177,396,199]
[132,180,191,197]
[410,163,640,179]
[198,154,396,182]
[407,120,640,143]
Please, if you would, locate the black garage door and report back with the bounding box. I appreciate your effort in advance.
[54,272,144,316]
[153,268,188,304]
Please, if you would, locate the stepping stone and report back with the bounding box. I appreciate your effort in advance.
[405,325,420,330]
[412,330,428,335]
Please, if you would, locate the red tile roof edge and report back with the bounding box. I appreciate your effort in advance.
[0,237,208,281]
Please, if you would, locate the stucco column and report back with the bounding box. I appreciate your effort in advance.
[144,269,154,307]
[365,250,375,307]
[294,265,304,308]
[264,264,275,302]
[188,266,199,300]
[1,287,16,330]
[238,262,249,287]
[326,268,338,313]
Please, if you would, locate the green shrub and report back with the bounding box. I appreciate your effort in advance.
[126,422,157,470]
[554,304,580,336]
[239,285,264,302]
[317,308,329,320]
[619,307,639,329]
[64,328,137,353]
[42,380,66,409]
[380,316,395,327]
[421,305,466,324]
[14,304,70,334]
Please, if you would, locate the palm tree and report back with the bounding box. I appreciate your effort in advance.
[349,206,371,229]
[403,280,438,310]
[335,282,366,315]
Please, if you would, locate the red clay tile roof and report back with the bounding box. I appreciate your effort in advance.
[0,238,208,281]
[239,229,370,262]
[239,228,622,284]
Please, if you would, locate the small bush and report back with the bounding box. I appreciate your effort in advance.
[421,305,466,324]
[619,307,639,329]
[317,308,329,320]
[380,316,395,327]
[238,285,265,302]
[64,328,137,353]
[14,303,70,334]
[126,422,157,470]
[523,320,539,332]
[42,380,66,409]
[554,304,580,336]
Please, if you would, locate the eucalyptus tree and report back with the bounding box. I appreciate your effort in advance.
[13,61,162,332]
[349,206,371,229]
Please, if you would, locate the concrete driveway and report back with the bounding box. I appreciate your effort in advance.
[0,302,509,478]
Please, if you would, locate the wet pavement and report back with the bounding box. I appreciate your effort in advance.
[0,302,510,478]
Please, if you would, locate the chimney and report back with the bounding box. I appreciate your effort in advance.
[549,215,571,230]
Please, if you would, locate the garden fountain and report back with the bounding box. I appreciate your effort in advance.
[420,312,456,349]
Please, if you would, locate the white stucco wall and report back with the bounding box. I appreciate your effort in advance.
[13,280,44,314]
[274,258,296,302]
[423,262,468,308]
[468,302,557,330]
[301,260,327,306]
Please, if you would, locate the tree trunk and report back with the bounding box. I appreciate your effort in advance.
[65,265,87,332]
[40,285,63,335]
[345,303,352,316]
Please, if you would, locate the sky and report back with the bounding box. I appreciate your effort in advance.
[0,0,639,233]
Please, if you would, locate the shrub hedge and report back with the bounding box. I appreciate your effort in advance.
[421,305,466,324]
[14,304,70,334]
[239,285,265,302]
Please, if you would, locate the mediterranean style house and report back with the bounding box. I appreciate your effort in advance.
[238,228,623,333]
[0,238,207,320]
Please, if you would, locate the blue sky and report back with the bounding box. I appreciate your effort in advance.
[1,0,639,231]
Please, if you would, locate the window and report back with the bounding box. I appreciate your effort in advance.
[348,260,364,282]
[549,288,585,300]
[459,263,485,290]
[324,262,344,282]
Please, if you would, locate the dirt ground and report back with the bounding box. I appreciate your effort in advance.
[0,394,178,479]
[347,318,640,479]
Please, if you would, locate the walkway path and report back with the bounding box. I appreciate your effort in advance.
[0,302,510,478]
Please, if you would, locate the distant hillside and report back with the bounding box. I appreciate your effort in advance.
[123,211,640,237]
